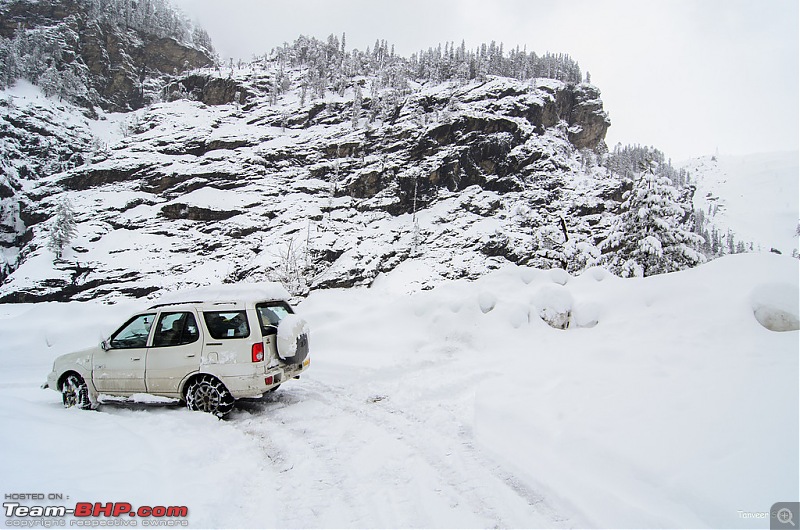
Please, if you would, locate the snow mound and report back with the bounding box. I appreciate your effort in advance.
[519,267,538,284]
[505,303,531,329]
[750,283,800,332]
[477,292,497,314]
[531,284,573,329]
[548,268,571,285]
[571,301,601,328]
[153,282,291,306]
[582,266,611,282]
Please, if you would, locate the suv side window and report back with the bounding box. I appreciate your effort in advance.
[153,312,199,347]
[203,311,250,340]
[109,314,155,349]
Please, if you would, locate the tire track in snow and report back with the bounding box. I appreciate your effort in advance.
[308,379,573,528]
[229,376,575,528]
[231,394,372,527]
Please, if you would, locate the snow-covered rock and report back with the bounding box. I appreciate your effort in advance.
[531,283,573,329]
[0,67,620,302]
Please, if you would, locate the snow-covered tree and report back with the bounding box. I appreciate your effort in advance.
[47,198,78,261]
[351,83,363,129]
[271,237,315,296]
[367,78,381,124]
[0,253,10,282]
[600,159,705,277]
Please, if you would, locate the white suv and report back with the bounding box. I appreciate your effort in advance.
[44,283,310,416]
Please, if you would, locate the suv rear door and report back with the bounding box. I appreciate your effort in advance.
[145,310,203,395]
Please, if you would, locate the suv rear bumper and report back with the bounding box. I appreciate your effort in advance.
[226,369,283,398]
[282,357,311,380]
[226,357,309,398]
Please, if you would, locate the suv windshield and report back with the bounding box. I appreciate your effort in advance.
[256,302,293,334]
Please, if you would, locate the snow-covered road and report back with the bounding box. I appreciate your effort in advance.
[229,376,574,528]
[0,362,576,528]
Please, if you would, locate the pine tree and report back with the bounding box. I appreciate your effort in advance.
[0,254,9,282]
[600,159,705,277]
[47,198,78,261]
[727,230,736,254]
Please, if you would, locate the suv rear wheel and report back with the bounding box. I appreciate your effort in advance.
[185,375,234,417]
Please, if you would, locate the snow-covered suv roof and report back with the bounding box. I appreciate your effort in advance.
[151,282,291,308]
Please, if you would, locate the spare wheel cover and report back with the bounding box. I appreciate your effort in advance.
[276,314,310,364]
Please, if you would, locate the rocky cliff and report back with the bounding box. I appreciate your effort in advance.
[0,60,622,302]
[2,3,690,302]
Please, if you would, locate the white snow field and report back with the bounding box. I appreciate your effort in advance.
[0,253,797,528]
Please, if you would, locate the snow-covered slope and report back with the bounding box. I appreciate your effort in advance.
[1,253,796,528]
[1,67,620,302]
[684,152,799,255]
[0,0,214,112]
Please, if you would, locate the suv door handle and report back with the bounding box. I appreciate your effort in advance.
[185,354,196,358]
[131,357,141,361]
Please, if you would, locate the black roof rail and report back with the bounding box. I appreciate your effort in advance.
[147,300,241,310]
[147,300,203,310]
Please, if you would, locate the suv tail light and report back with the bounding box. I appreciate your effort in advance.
[251,342,264,363]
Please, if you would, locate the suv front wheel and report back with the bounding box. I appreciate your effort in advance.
[185,375,234,417]
[61,373,92,410]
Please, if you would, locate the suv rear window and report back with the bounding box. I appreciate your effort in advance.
[203,311,250,340]
[256,302,293,334]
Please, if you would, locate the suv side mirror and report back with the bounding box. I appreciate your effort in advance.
[101,340,111,351]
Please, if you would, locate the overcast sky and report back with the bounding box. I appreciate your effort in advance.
[172,0,798,162]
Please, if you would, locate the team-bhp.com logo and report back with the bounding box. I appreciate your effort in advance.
[4,501,188,527]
